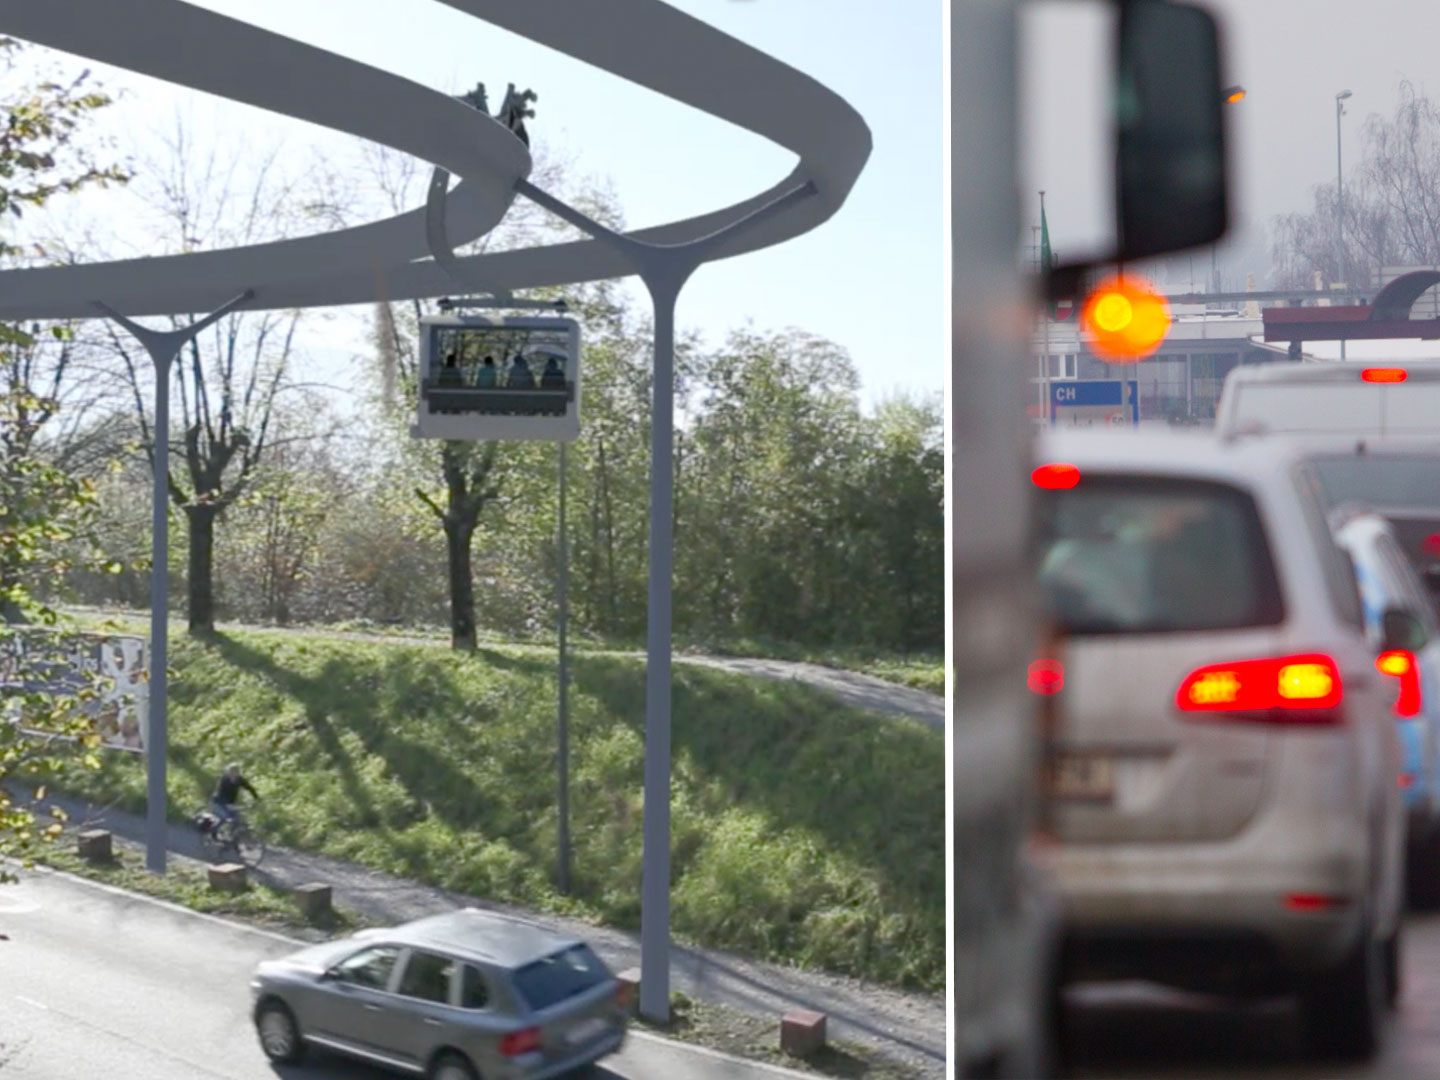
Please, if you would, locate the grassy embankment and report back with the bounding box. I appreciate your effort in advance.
[52,629,943,991]
[68,608,945,697]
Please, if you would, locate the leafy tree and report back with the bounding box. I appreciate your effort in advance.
[0,39,125,876]
[0,411,109,881]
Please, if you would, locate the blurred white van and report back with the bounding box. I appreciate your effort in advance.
[1215,361,1440,439]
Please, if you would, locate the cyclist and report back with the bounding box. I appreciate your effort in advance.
[211,762,260,828]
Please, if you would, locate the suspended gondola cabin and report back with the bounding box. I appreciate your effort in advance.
[414,314,581,441]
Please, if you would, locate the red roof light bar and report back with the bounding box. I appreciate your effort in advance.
[1362,368,1408,384]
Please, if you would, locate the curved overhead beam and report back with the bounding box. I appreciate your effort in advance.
[0,0,527,316]
[0,0,871,319]
[1371,270,1440,322]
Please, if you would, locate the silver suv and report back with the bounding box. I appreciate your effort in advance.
[1034,429,1405,1061]
[250,909,628,1078]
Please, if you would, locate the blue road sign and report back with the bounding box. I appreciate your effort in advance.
[1049,380,1139,425]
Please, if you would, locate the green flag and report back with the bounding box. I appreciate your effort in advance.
[1040,199,1053,274]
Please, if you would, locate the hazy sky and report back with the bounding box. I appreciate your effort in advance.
[1022,0,1440,286]
[13,0,942,406]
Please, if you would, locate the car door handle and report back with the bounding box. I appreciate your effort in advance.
[423,1018,443,1027]
[363,1004,384,1013]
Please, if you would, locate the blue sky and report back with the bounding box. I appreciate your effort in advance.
[22,0,942,407]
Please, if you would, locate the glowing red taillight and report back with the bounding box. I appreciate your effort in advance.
[1032,462,1080,490]
[1362,367,1408,383]
[615,979,635,1009]
[1027,659,1064,695]
[1423,532,1440,559]
[1377,650,1422,718]
[1285,893,1350,912]
[1176,654,1343,722]
[500,1027,542,1056]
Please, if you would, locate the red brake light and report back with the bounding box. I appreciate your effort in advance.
[1285,893,1349,912]
[1027,659,1064,695]
[1032,462,1080,490]
[1423,533,1440,559]
[1362,367,1408,383]
[1176,654,1343,721]
[615,980,635,1009]
[1377,650,1422,718]
[500,1028,542,1056]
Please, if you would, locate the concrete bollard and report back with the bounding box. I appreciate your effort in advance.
[76,829,112,862]
[208,862,248,893]
[294,883,333,921]
[780,1009,828,1058]
[615,967,641,1015]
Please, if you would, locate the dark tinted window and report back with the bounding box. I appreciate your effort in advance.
[460,964,491,1010]
[332,945,401,991]
[1293,468,1365,630]
[398,950,456,1004]
[1036,478,1284,634]
[511,945,607,1011]
[1310,456,1440,512]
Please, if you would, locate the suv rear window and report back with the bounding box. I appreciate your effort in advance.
[510,945,608,1011]
[1309,456,1440,512]
[1036,478,1284,634]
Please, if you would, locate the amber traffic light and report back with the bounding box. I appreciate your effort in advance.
[1080,275,1171,362]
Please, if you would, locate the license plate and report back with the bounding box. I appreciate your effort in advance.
[566,1017,609,1045]
[1048,754,1115,803]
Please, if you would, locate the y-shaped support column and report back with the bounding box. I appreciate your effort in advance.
[512,178,816,1022]
[94,292,254,874]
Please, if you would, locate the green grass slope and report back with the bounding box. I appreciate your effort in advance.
[58,630,943,991]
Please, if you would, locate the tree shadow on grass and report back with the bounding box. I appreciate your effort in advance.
[201,633,546,862]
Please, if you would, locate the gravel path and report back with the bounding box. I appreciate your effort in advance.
[29,788,945,1078]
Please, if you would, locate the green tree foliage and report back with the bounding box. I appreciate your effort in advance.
[0,38,128,247]
[0,401,112,880]
[0,40,125,876]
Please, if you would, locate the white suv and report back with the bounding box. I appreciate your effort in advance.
[1033,429,1404,1061]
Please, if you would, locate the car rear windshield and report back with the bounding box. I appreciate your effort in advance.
[510,945,607,1011]
[1309,456,1440,513]
[1036,477,1285,635]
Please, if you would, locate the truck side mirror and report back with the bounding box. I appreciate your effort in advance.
[1115,0,1227,259]
[1046,0,1229,302]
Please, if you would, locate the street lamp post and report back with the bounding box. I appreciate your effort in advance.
[95,292,253,874]
[1337,89,1353,360]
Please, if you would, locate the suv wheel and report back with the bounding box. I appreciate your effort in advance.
[1384,922,1403,1008]
[429,1051,478,1080]
[255,1000,305,1064]
[1299,917,1386,1061]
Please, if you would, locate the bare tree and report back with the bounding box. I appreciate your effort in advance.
[357,133,575,650]
[1274,82,1440,291]
[103,121,324,634]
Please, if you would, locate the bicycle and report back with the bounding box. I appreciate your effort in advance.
[194,805,267,868]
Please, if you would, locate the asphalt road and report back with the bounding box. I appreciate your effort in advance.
[0,870,810,1080]
[1068,912,1440,1078]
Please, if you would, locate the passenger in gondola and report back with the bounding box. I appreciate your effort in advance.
[475,355,499,388]
[507,353,536,389]
[540,356,567,390]
[438,351,464,386]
